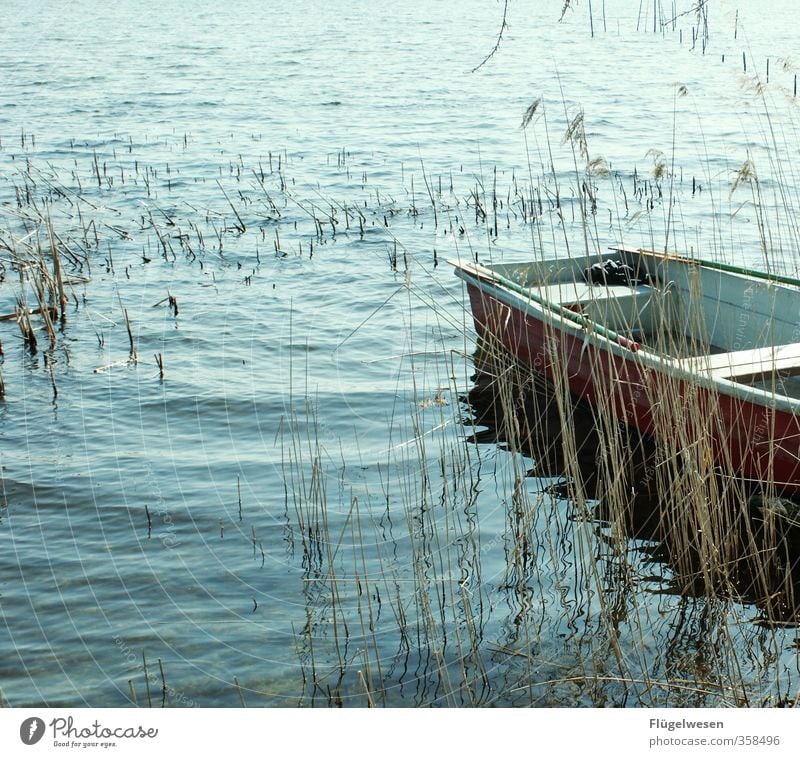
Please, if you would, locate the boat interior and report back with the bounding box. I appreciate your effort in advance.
[487,247,800,399]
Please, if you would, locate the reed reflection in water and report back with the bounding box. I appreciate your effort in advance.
[286,339,800,706]
[468,341,800,627]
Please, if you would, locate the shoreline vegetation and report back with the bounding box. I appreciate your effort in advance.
[3,1,800,707]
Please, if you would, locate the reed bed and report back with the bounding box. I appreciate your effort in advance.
[279,299,800,706]
[0,123,714,404]
[275,77,800,706]
[4,42,800,707]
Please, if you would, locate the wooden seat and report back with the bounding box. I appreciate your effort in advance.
[680,343,800,382]
[533,282,651,306]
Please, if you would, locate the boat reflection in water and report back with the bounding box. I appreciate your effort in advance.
[464,342,800,627]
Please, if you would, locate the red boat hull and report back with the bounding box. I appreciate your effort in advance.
[466,283,800,494]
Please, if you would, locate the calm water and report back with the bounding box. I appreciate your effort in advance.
[2,0,800,706]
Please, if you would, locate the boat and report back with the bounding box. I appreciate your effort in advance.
[453,245,800,494]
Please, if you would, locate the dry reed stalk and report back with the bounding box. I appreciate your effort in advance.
[16,301,37,353]
[158,659,167,708]
[121,307,137,362]
[46,215,67,319]
[233,677,246,706]
[216,179,246,233]
[142,652,152,708]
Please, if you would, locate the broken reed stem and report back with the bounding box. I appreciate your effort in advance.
[216,179,246,233]
[142,651,153,708]
[234,677,247,706]
[30,256,57,349]
[356,670,375,708]
[158,659,167,708]
[0,306,51,322]
[47,214,68,319]
[16,302,38,353]
[419,158,439,228]
[48,360,57,400]
[123,307,137,362]
[93,150,102,187]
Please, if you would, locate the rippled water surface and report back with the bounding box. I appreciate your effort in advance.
[2,0,800,706]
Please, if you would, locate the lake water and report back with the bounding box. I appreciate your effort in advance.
[2,0,800,707]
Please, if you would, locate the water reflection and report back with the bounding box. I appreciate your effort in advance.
[464,344,800,628]
[286,343,800,707]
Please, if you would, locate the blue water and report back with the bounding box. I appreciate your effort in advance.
[2,0,800,706]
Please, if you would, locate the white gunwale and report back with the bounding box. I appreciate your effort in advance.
[452,249,800,416]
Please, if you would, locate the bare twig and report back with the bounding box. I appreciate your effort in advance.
[471,0,509,72]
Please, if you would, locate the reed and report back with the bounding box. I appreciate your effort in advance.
[158,659,167,708]
[142,652,153,709]
[282,301,800,705]
[2,51,799,708]
[271,80,800,706]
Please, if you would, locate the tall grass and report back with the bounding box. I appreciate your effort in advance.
[281,302,800,705]
[279,78,800,706]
